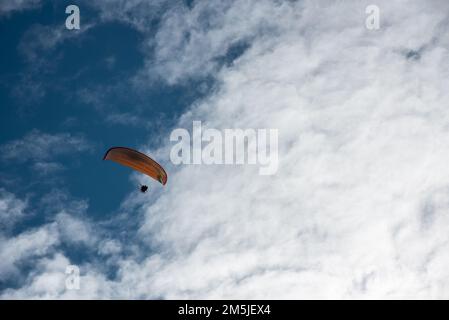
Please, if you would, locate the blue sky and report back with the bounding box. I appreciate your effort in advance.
[1,1,213,217]
[0,0,219,290]
[2,0,449,299]
[1,0,249,295]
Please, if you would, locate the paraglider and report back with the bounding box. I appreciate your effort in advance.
[103,147,167,192]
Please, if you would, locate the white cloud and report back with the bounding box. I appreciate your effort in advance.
[4,0,449,299]
[98,239,122,256]
[55,212,95,246]
[128,0,449,299]
[146,0,288,84]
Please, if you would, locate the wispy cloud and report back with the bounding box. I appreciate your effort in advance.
[0,0,41,16]
[0,188,28,231]
[89,0,168,32]
[0,188,109,293]
[146,1,269,84]
[12,22,94,106]
[0,130,93,163]
[32,162,65,176]
[18,22,95,65]
[105,112,148,127]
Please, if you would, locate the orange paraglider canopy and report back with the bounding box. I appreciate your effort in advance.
[103,147,167,185]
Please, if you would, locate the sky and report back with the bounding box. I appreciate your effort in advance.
[1,0,449,299]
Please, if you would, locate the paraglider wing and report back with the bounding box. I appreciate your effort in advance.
[103,147,167,185]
